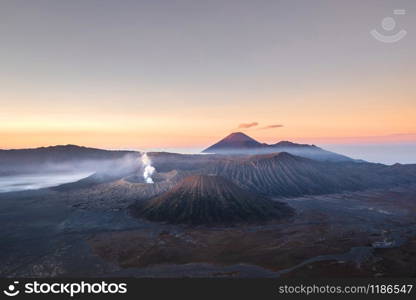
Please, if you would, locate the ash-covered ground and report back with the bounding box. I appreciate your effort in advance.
[1,181,416,278]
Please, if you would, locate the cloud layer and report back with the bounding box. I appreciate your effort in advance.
[238,122,258,129]
[259,124,284,130]
[237,122,284,130]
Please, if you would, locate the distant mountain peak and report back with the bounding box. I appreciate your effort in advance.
[202,132,263,153]
[225,132,258,142]
[202,132,353,162]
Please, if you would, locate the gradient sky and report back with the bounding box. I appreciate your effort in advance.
[0,0,415,163]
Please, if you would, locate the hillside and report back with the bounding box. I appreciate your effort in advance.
[0,145,138,175]
[207,152,416,197]
[132,175,294,225]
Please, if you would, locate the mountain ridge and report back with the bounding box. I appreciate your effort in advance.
[202,132,354,162]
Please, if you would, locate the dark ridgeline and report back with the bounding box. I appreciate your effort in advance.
[0,144,134,162]
[132,175,294,225]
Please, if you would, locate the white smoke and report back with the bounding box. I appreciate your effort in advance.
[141,152,155,184]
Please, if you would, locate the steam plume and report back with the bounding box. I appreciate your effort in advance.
[141,152,155,184]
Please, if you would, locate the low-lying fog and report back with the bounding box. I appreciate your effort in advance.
[322,143,416,165]
[0,154,141,193]
[0,172,92,193]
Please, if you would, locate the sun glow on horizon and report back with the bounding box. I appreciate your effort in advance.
[0,1,415,155]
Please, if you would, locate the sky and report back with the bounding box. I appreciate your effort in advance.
[0,0,415,164]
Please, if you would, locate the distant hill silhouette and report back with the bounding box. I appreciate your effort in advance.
[202,132,353,162]
[0,145,137,175]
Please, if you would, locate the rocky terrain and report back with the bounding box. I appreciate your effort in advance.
[1,140,416,278]
[87,185,416,277]
[205,153,416,197]
[132,175,294,225]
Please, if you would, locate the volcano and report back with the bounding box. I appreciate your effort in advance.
[202,132,353,162]
[202,132,266,154]
[132,174,294,225]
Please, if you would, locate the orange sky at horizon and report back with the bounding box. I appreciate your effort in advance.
[2,130,416,151]
[1,1,415,151]
[1,87,415,150]
[1,82,415,150]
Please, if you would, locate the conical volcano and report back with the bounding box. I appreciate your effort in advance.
[132,175,294,225]
[202,132,265,154]
[202,132,353,161]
